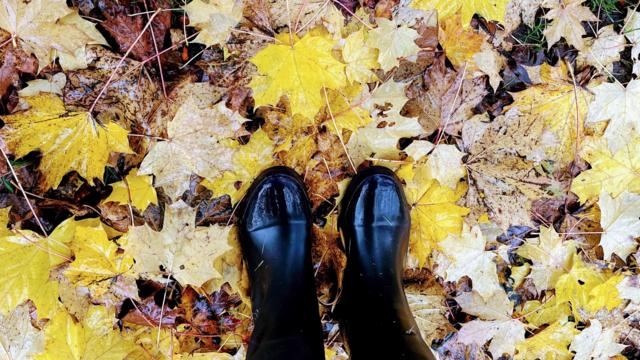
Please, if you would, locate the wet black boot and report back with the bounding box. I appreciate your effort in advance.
[238,167,325,360]
[338,166,435,360]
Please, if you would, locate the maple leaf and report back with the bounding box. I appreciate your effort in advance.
[319,85,373,134]
[617,275,640,303]
[586,80,640,152]
[399,163,469,267]
[1,94,132,190]
[0,218,74,318]
[426,144,466,189]
[463,109,552,229]
[124,201,232,287]
[454,290,525,358]
[410,0,509,26]
[346,117,424,165]
[103,169,158,212]
[438,224,502,299]
[249,31,347,119]
[509,62,593,165]
[555,254,610,320]
[368,80,410,119]
[0,0,105,72]
[519,296,572,327]
[542,0,598,51]
[0,304,45,360]
[205,129,275,203]
[598,191,640,261]
[138,97,246,198]
[514,320,579,360]
[36,306,137,359]
[64,219,134,294]
[571,136,640,202]
[569,319,626,360]
[577,25,625,72]
[407,54,487,137]
[516,226,575,291]
[439,13,484,68]
[472,45,504,91]
[342,29,379,83]
[183,0,244,47]
[624,10,640,59]
[366,18,420,72]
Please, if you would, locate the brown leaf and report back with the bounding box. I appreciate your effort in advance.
[100,0,171,61]
[0,47,37,100]
[406,54,487,136]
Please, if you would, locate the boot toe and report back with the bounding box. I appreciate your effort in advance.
[340,166,409,227]
[240,167,310,232]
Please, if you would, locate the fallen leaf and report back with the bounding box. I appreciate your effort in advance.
[569,319,626,360]
[0,218,74,318]
[0,304,45,360]
[342,29,379,83]
[577,25,625,72]
[514,320,579,360]
[439,13,484,68]
[0,0,105,71]
[425,144,466,189]
[1,94,132,189]
[367,18,420,72]
[516,226,575,291]
[438,224,502,299]
[410,0,509,26]
[542,0,598,51]
[586,80,640,152]
[571,136,640,202]
[598,191,640,261]
[183,0,244,47]
[103,169,158,212]
[124,201,232,287]
[36,305,137,359]
[249,31,347,119]
[205,129,275,203]
[138,97,246,198]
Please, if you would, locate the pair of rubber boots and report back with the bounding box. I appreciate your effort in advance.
[239,166,436,360]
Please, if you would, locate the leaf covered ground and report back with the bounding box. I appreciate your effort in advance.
[1,0,640,359]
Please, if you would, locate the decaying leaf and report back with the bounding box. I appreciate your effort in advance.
[0,304,45,360]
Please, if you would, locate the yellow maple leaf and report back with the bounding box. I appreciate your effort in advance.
[36,306,137,359]
[516,226,575,291]
[0,218,74,318]
[249,31,347,119]
[514,320,579,360]
[410,0,508,26]
[519,296,572,328]
[205,129,275,203]
[1,94,132,190]
[342,29,379,83]
[0,0,106,72]
[398,164,469,267]
[366,18,420,72]
[123,201,232,287]
[585,274,624,313]
[64,219,133,295]
[439,13,484,68]
[183,0,243,47]
[555,254,608,320]
[319,85,372,134]
[103,169,157,212]
[0,207,12,237]
[571,136,640,202]
[138,97,246,198]
[510,62,593,165]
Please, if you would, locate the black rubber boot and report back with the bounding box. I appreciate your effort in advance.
[338,166,435,360]
[238,166,325,360]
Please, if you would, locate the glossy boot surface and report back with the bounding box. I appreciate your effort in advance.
[338,166,435,360]
[238,167,324,360]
